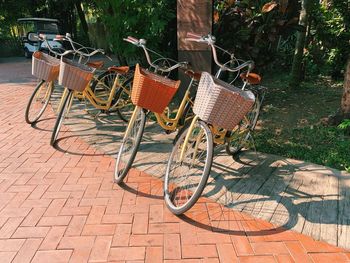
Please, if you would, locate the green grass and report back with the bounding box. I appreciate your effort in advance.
[255,126,350,171]
[254,73,350,172]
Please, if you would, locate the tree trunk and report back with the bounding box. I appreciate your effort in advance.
[289,0,310,88]
[75,1,90,43]
[327,57,350,126]
[341,57,350,114]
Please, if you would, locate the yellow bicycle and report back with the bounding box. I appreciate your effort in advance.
[114,36,198,184]
[49,35,134,146]
[164,33,265,215]
[25,34,133,127]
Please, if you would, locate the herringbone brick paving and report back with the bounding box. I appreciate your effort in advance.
[0,75,349,261]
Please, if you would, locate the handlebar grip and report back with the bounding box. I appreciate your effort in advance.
[55,35,65,40]
[127,36,139,43]
[186,32,202,39]
[96,48,105,54]
[38,33,46,40]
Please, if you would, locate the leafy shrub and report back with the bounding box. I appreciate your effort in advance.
[307,1,350,78]
[213,0,300,69]
[92,0,176,64]
[338,119,350,129]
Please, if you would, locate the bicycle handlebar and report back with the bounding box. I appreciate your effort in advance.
[62,33,105,57]
[123,36,188,73]
[39,33,105,59]
[185,32,254,73]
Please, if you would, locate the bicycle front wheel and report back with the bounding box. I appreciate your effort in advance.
[50,89,73,146]
[25,80,53,124]
[114,107,146,184]
[164,119,213,215]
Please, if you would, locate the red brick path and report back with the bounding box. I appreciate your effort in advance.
[0,83,349,262]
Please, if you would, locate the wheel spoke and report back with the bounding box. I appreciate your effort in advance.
[26,81,52,124]
[114,108,145,184]
[165,120,213,214]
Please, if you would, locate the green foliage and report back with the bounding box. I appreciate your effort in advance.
[255,126,350,171]
[307,1,350,78]
[92,0,176,63]
[0,0,94,45]
[338,119,350,130]
[213,0,300,68]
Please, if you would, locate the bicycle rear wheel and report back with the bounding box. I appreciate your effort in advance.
[112,76,134,122]
[50,89,73,146]
[164,119,213,215]
[114,107,146,184]
[25,80,53,124]
[90,70,117,100]
[226,97,261,155]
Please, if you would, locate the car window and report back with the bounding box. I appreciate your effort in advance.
[36,22,59,34]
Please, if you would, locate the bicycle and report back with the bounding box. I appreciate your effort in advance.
[25,34,133,126]
[25,34,72,125]
[49,35,135,146]
[114,36,199,184]
[164,33,265,215]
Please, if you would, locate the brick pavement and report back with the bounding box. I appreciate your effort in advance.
[0,81,350,262]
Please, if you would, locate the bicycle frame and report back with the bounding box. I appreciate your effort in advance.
[122,78,195,143]
[82,73,131,110]
[57,71,132,117]
[177,33,261,156]
[153,81,194,131]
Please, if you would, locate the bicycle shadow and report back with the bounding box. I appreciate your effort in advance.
[54,133,123,156]
[47,80,350,248]
[193,149,350,247]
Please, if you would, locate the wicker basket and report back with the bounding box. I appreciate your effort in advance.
[58,58,94,92]
[131,64,180,113]
[32,51,60,82]
[193,72,255,130]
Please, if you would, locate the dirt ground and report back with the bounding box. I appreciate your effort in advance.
[259,74,344,133]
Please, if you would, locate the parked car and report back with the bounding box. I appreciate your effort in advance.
[17,17,64,58]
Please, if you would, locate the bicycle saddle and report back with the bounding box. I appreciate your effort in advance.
[87,61,104,69]
[108,66,130,75]
[240,72,261,85]
[184,70,202,81]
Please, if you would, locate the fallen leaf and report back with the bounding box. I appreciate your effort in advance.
[262,1,278,13]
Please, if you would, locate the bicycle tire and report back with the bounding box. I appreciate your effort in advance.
[226,95,261,156]
[50,89,73,146]
[25,80,53,124]
[113,76,134,123]
[164,119,213,215]
[89,70,117,94]
[114,108,146,184]
[90,70,134,123]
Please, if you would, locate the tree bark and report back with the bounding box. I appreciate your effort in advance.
[75,1,90,43]
[341,57,350,114]
[289,0,310,88]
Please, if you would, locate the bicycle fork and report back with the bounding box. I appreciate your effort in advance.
[179,115,201,162]
[123,106,142,141]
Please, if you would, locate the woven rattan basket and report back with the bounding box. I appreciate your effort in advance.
[58,58,94,92]
[193,72,255,130]
[131,64,180,113]
[32,51,60,82]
